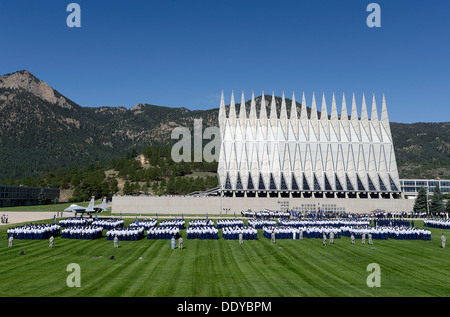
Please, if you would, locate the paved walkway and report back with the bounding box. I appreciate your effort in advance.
[0,212,58,226]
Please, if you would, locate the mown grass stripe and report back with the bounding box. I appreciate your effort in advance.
[1,219,449,297]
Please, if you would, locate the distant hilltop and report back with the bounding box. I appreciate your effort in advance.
[0,70,448,181]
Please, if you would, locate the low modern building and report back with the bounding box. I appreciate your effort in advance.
[400,179,450,196]
[0,185,60,207]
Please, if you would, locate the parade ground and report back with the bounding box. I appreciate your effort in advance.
[0,212,449,298]
[0,212,59,225]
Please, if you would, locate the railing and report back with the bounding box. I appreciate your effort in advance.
[186,186,222,196]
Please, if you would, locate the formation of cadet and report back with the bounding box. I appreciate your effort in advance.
[424,218,450,230]
[217,219,244,229]
[59,217,94,227]
[371,211,428,219]
[262,217,433,243]
[129,218,158,230]
[7,223,60,240]
[92,218,124,230]
[107,227,145,241]
[241,210,290,220]
[262,225,341,240]
[255,210,291,220]
[341,225,431,240]
[159,219,185,229]
[241,210,255,218]
[147,226,180,240]
[247,218,276,229]
[278,219,370,228]
[188,219,215,227]
[62,226,103,239]
[222,226,257,240]
[7,212,444,247]
[373,219,412,228]
[186,225,218,239]
[428,212,449,218]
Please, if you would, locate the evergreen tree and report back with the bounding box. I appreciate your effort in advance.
[151,181,159,194]
[430,183,445,213]
[142,183,149,195]
[445,199,450,213]
[133,182,141,194]
[123,181,133,195]
[159,178,167,194]
[38,187,46,205]
[109,178,119,195]
[414,186,428,213]
[166,176,176,194]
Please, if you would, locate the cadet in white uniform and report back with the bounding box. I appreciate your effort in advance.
[442,234,446,248]
[8,236,13,247]
[49,236,54,248]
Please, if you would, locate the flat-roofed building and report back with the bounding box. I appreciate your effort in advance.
[400,179,450,196]
[0,185,60,207]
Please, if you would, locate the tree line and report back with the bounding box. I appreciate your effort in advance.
[413,184,450,214]
[4,145,218,202]
[113,146,218,196]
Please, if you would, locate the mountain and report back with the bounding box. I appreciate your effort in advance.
[0,70,220,181]
[390,122,450,179]
[0,70,449,182]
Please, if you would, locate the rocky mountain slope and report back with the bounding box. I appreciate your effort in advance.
[0,70,448,181]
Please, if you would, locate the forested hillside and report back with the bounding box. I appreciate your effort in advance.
[0,70,449,187]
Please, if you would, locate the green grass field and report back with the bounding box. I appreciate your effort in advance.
[0,218,449,297]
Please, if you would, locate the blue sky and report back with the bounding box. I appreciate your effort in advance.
[0,0,449,123]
